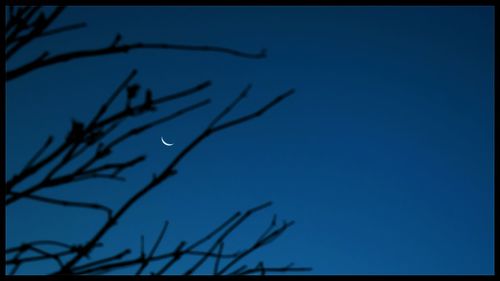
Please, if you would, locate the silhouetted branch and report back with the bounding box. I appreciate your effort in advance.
[6,241,105,276]
[6,6,41,45]
[213,242,224,274]
[8,191,113,219]
[154,242,187,275]
[50,202,304,275]
[229,265,248,275]
[6,6,65,61]
[71,249,132,274]
[211,89,295,133]
[135,221,169,275]
[7,241,103,255]
[207,84,251,128]
[7,70,148,193]
[8,250,24,275]
[18,245,63,267]
[6,140,71,193]
[5,6,21,35]
[258,214,277,241]
[6,153,144,205]
[6,40,267,81]
[185,202,273,275]
[7,240,72,254]
[6,29,224,195]
[188,212,241,251]
[216,220,295,275]
[92,80,212,130]
[88,69,138,128]
[105,99,211,149]
[23,135,53,170]
[72,239,241,275]
[81,155,146,176]
[10,95,208,198]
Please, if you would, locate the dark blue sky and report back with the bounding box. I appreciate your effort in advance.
[6,6,494,274]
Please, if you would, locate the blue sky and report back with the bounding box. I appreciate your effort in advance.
[5,6,494,275]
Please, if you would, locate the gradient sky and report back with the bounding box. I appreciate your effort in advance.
[5,6,494,275]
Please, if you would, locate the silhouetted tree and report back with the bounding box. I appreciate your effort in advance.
[5,6,311,275]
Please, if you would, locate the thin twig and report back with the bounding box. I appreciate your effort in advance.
[207,84,251,128]
[211,89,295,133]
[184,202,273,275]
[105,99,211,149]
[6,6,65,60]
[213,242,224,274]
[7,249,73,265]
[93,81,212,129]
[88,69,138,128]
[136,221,169,275]
[155,242,186,275]
[71,249,131,274]
[217,220,295,275]
[5,6,41,46]
[24,136,53,169]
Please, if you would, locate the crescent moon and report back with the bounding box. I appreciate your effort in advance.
[161,136,174,146]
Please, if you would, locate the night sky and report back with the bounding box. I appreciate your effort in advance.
[5,6,494,275]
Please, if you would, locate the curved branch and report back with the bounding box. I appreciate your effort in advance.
[6,42,266,81]
[8,191,113,219]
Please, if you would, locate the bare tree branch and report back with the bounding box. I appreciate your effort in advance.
[6,6,41,45]
[6,6,65,61]
[211,89,295,133]
[213,242,224,274]
[135,221,169,275]
[6,241,105,276]
[23,135,53,170]
[185,202,273,275]
[8,191,113,218]
[6,69,137,193]
[6,41,266,81]
[207,84,251,128]
[105,99,211,149]
[216,220,296,275]
[71,249,132,274]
